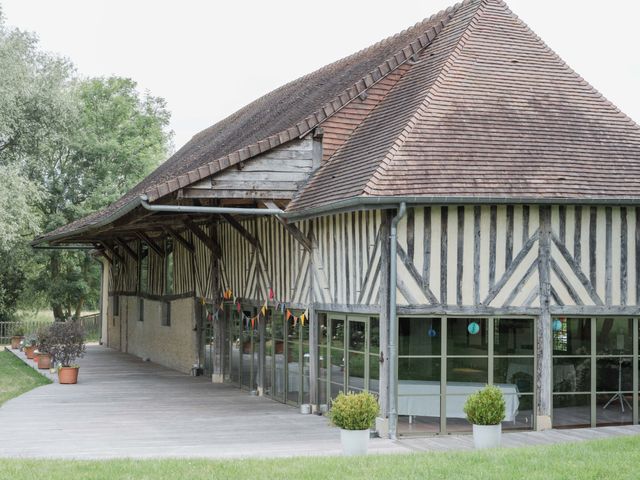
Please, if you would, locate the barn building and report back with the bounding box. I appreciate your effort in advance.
[34,0,640,437]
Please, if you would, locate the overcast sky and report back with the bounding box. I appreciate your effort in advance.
[2,0,639,152]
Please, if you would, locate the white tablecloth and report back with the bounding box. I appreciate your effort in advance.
[398,381,520,421]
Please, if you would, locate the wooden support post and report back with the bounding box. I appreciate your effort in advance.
[377,211,392,437]
[210,221,224,383]
[536,205,552,430]
[307,221,318,410]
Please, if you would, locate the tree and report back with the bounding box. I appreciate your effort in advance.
[0,9,172,320]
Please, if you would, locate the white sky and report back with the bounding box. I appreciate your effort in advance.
[2,0,639,152]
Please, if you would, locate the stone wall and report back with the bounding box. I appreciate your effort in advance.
[106,295,198,374]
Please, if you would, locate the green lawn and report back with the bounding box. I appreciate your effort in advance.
[1,435,639,479]
[0,350,51,405]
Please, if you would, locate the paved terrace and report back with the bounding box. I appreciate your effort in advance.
[1,345,639,459]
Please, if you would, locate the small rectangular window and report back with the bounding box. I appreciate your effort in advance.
[161,301,171,327]
[139,297,144,322]
[139,242,149,294]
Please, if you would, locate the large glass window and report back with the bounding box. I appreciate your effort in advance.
[398,317,535,436]
[552,317,636,428]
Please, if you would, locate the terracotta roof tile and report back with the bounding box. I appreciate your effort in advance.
[287,0,640,212]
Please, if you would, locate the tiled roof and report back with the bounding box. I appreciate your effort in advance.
[37,0,640,242]
[287,0,640,211]
[37,1,461,242]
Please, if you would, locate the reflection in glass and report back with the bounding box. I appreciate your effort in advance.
[399,358,441,382]
[494,318,534,355]
[447,318,487,356]
[399,318,441,356]
[370,317,380,354]
[494,358,534,393]
[553,317,590,355]
[348,352,366,392]
[596,318,632,354]
[596,357,633,392]
[596,393,633,426]
[553,394,590,428]
[397,398,440,435]
[369,354,379,394]
[553,358,590,393]
[447,357,488,384]
[348,321,366,352]
[502,394,534,430]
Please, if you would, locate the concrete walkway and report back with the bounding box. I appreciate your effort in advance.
[1,345,639,459]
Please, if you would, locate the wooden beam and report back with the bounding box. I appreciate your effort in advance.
[184,219,221,258]
[114,238,138,261]
[262,200,312,251]
[164,226,195,253]
[220,214,260,249]
[136,232,164,257]
[101,241,126,264]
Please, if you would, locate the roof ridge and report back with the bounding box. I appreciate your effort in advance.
[362,0,486,197]
[494,0,640,131]
[144,1,474,202]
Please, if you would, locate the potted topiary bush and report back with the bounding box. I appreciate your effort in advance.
[329,391,379,456]
[48,322,86,384]
[10,326,25,350]
[463,385,506,449]
[35,326,52,370]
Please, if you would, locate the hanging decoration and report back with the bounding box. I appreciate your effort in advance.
[467,321,480,335]
[552,319,563,332]
[208,283,311,332]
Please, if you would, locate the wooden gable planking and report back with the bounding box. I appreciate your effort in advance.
[185,137,316,200]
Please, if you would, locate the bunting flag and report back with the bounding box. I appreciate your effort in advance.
[269,287,274,300]
[236,301,242,313]
[261,300,268,317]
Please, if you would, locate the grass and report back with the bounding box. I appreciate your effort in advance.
[0,435,638,479]
[0,350,51,406]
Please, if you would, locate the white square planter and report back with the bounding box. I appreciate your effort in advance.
[340,429,370,456]
[472,424,502,449]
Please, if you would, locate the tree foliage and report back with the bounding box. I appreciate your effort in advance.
[0,9,172,320]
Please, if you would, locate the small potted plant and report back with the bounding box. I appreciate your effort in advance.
[35,326,52,370]
[329,391,379,456]
[23,334,37,359]
[47,322,86,384]
[463,385,506,449]
[10,326,25,350]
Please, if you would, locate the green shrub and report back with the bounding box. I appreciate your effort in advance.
[463,385,506,425]
[329,391,379,430]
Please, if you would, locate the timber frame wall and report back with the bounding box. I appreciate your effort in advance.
[106,203,640,427]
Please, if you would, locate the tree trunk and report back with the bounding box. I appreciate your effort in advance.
[74,297,84,320]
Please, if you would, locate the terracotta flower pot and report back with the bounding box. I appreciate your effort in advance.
[37,353,52,370]
[58,366,79,384]
[10,336,23,350]
[24,346,36,359]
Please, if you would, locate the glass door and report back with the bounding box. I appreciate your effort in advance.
[325,314,375,401]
